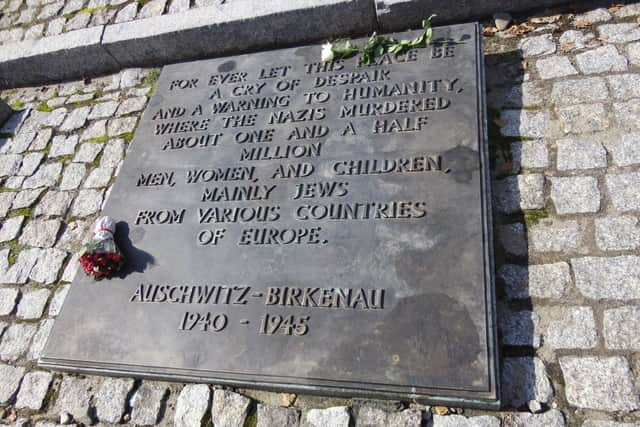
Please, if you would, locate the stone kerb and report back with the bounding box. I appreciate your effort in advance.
[101,0,376,67]
[0,0,575,89]
[0,26,120,90]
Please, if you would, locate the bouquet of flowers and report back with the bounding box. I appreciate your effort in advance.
[78,216,125,280]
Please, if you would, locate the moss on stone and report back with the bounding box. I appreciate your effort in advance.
[8,207,31,218]
[84,135,109,143]
[36,102,56,112]
[524,209,549,226]
[243,410,257,427]
[121,131,135,142]
[5,239,25,266]
[142,68,161,90]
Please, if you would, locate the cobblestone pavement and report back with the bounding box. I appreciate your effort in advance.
[0,0,225,46]
[0,2,639,427]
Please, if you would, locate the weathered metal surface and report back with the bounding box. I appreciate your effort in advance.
[41,22,498,407]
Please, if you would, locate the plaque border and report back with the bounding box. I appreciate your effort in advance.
[39,22,500,408]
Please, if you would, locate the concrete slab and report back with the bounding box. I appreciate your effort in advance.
[102,0,376,67]
[0,27,120,89]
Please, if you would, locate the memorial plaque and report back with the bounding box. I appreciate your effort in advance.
[41,22,499,407]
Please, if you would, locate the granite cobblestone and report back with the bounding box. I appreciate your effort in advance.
[0,6,639,424]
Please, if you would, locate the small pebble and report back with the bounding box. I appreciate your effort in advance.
[494,12,513,31]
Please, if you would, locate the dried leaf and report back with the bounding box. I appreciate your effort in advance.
[575,20,592,29]
[483,26,498,36]
[281,393,296,406]
[494,118,508,127]
[506,22,535,35]
[530,14,561,24]
[608,4,623,13]
[433,406,450,415]
[560,40,575,52]
[3,408,16,423]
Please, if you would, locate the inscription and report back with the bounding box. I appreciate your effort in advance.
[124,29,469,342]
[200,184,277,202]
[131,284,386,336]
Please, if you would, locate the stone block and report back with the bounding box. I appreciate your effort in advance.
[559,30,595,52]
[514,410,565,427]
[603,307,640,350]
[556,138,606,170]
[530,220,580,253]
[518,34,556,57]
[575,45,628,74]
[211,389,251,427]
[614,100,640,130]
[605,133,640,166]
[595,216,640,251]
[536,56,577,79]
[0,323,38,361]
[356,407,421,426]
[498,262,570,300]
[498,223,528,257]
[257,404,300,427]
[557,103,609,134]
[0,27,119,89]
[627,41,640,66]
[598,23,640,43]
[560,356,639,412]
[431,415,500,426]
[572,256,640,300]
[500,310,541,347]
[130,382,167,425]
[53,376,100,422]
[550,176,600,214]
[174,384,211,427]
[14,371,52,410]
[27,318,55,361]
[500,110,548,138]
[544,306,597,349]
[102,0,376,67]
[583,421,638,427]
[28,248,67,285]
[493,174,545,214]
[607,74,640,100]
[510,140,548,169]
[501,357,553,409]
[573,8,611,24]
[0,288,19,315]
[49,284,71,316]
[305,406,350,427]
[96,378,134,423]
[16,288,50,319]
[0,364,25,404]
[607,172,640,211]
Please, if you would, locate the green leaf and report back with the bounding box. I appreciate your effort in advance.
[332,39,359,58]
[324,14,447,64]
